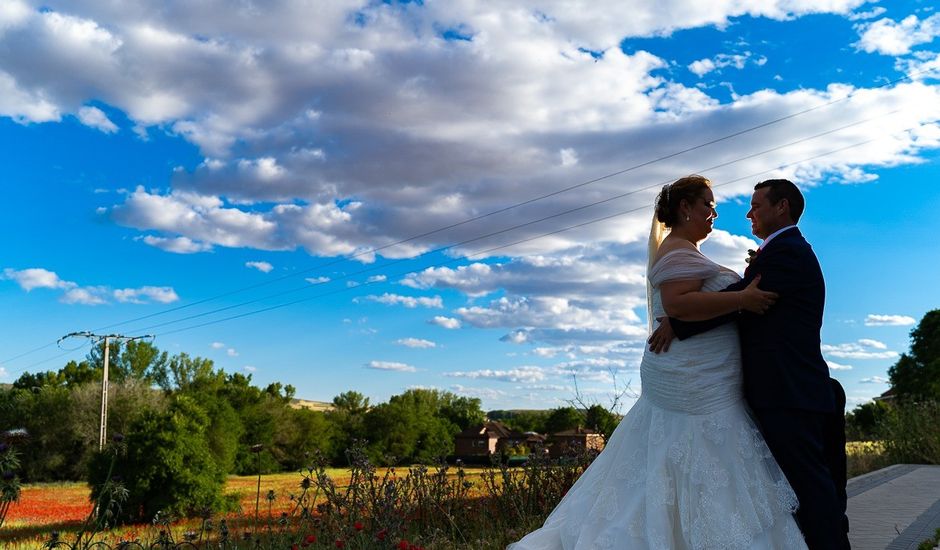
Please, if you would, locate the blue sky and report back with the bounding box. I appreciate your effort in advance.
[1,0,939,412]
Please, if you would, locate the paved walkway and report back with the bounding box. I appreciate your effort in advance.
[848,464,940,550]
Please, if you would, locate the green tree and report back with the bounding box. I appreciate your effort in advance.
[89,394,228,522]
[363,389,460,464]
[845,399,890,441]
[584,404,620,440]
[327,391,370,463]
[544,406,584,435]
[888,309,940,401]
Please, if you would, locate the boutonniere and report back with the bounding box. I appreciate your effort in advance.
[745,249,758,264]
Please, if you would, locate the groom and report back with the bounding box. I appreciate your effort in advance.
[649,179,849,550]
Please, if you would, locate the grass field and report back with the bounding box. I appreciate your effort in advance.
[0,467,493,547]
[1,444,892,548]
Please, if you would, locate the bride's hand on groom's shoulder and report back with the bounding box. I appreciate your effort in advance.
[740,275,778,315]
[648,318,674,353]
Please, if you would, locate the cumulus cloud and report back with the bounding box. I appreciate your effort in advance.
[860,376,889,384]
[688,52,766,77]
[210,342,225,349]
[3,0,939,353]
[864,314,916,326]
[445,366,547,383]
[430,316,461,329]
[449,384,507,400]
[826,360,853,371]
[2,267,74,291]
[243,365,257,372]
[245,260,274,273]
[3,267,177,305]
[140,235,213,254]
[306,276,331,284]
[113,286,179,304]
[396,337,437,349]
[361,293,443,308]
[227,348,238,357]
[76,105,118,133]
[822,340,899,360]
[855,14,940,56]
[366,360,417,373]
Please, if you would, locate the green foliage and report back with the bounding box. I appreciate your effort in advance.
[845,399,890,441]
[363,389,465,464]
[584,404,621,440]
[488,409,551,434]
[543,406,584,434]
[888,309,940,401]
[879,400,940,465]
[89,394,229,522]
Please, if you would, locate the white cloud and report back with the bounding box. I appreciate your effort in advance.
[243,365,257,373]
[857,338,887,349]
[865,314,916,326]
[362,293,443,309]
[448,384,507,400]
[559,148,579,167]
[76,105,118,133]
[827,360,853,371]
[227,348,238,357]
[859,376,889,384]
[366,360,417,373]
[61,287,107,305]
[445,366,547,383]
[140,235,213,254]
[245,261,273,273]
[396,337,437,349]
[113,285,179,304]
[366,275,387,283]
[855,14,940,56]
[430,316,461,329]
[306,276,331,284]
[822,340,899,360]
[3,267,176,305]
[210,342,225,349]
[2,267,74,291]
[688,52,765,77]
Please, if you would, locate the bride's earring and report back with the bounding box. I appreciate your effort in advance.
[685,215,690,222]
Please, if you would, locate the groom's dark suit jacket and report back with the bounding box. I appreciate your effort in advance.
[671,226,836,412]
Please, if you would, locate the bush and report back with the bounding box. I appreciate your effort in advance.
[879,400,940,465]
[88,394,230,523]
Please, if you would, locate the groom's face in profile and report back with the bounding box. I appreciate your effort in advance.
[747,187,788,240]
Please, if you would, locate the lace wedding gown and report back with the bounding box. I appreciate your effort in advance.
[508,249,807,550]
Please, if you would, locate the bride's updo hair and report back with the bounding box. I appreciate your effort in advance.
[655,175,711,228]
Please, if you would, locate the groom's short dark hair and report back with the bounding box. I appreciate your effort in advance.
[755,179,804,223]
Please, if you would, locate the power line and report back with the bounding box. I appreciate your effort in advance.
[121,110,900,335]
[153,125,911,339]
[88,69,930,334]
[4,68,933,367]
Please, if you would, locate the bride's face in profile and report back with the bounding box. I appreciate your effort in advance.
[686,187,718,239]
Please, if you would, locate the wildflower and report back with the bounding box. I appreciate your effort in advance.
[354,521,364,531]
[376,529,387,541]
[292,545,299,550]
[305,534,317,544]
[335,539,346,548]
[2,471,15,481]
[112,433,125,443]
[250,443,264,453]
[398,540,410,550]
[0,443,8,453]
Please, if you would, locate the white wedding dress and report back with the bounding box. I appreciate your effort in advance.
[508,249,808,550]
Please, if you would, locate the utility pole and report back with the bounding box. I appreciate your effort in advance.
[58,331,153,450]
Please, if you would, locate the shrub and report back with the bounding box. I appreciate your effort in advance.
[879,400,940,465]
[88,394,230,523]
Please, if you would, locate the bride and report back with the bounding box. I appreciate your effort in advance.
[508,175,808,549]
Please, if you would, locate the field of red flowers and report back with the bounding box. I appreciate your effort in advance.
[1,467,493,547]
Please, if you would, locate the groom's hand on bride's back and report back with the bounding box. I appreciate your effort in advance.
[740,275,779,315]
[648,318,675,353]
